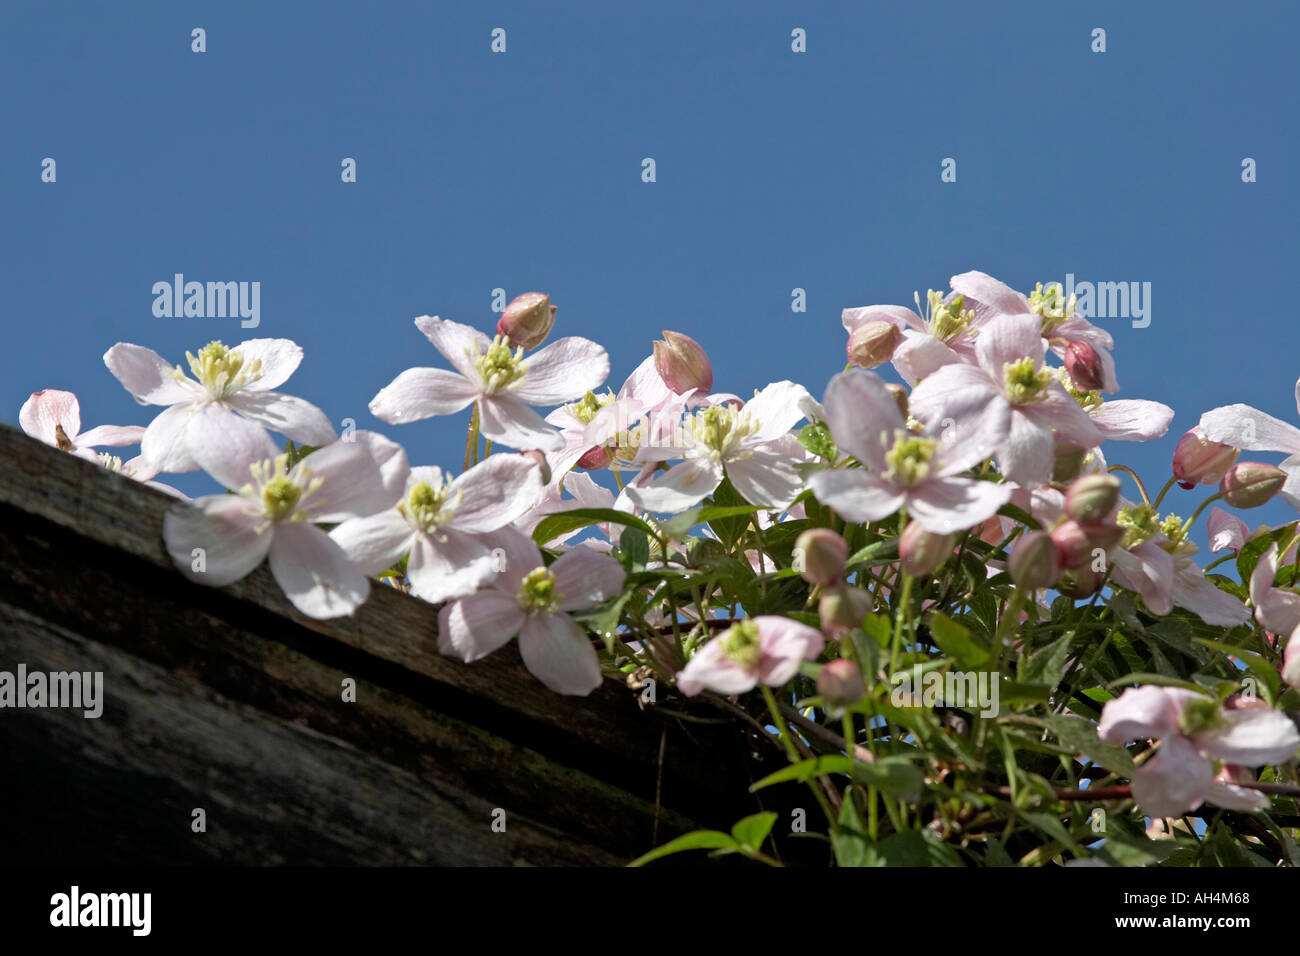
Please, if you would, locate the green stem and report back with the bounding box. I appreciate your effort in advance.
[760,685,837,832]
[1108,464,1149,506]
[1180,492,1222,539]
[1151,475,1179,510]
[464,403,481,471]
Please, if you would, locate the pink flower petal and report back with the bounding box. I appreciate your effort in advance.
[329,510,413,576]
[369,367,479,424]
[1196,708,1300,766]
[1098,685,1183,743]
[407,530,498,604]
[189,405,281,490]
[231,389,337,445]
[755,616,824,686]
[908,362,1003,435]
[841,304,924,335]
[75,424,146,448]
[742,381,811,445]
[998,411,1054,487]
[414,315,491,378]
[141,403,203,473]
[447,454,544,532]
[1199,404,1300,456]
[229,338,303,392]
[808,469,906,523]
[821,370,903,469]
[908,476,1011,535]
[551,547,625,611]
[1132,735,1213,818]
[19,389,81,445]
[726,450,804,510]
[1019,386,1104,449]
[974,313,1043,381]
[514,337,610,405]
[676,640,757,696]
[890,331,962,386]
[104,343,197,406]
[624,458,723,512]
[292,439,393,522]
[1208,506,1248,553]
[1090,400,1174,443]
[949,270,1031,320]
[519,613,603,696]
[478,394,564,451]
[268,523,369,619]
[442,591,526,661]
[163,494,270,586]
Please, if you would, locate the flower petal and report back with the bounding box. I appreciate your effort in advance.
[755,616,824,687]
[974,313,1043,380]
[1199,404,1300,455]
[518,613,603,696]
[624,458,723,513]
[514,337,610,404]
[1098,685,1183,743]
[821,370,904,469]
[676,639,757,697]
[267,523,369,619]
[230,338,303,392]
[141,403,203,473]
[1197,709,1300,766]
[230,390,337,445]
[908,476,1012,534]
[726,450,805,510]
[407,530,497,603]
[477,394,564,451]
[188,406,281,490]
[414,315,490,378]
[293,439,394,522]
[163,494,270,586]
[328,510,413,576]
[949,270,1031,320]
[1090,400,1174,443]
[19,389,80,445]
[369,367,479,423]
[808,469,905,523]
[441,591,526,661]
[551,547,626,611]
[742,380,812,445]
[841,304,924,335]
[447,453,545,532]
[104,343,197,405]
[75,424,146,449]
[1132,735,1213,818]
[997,410,1054,487]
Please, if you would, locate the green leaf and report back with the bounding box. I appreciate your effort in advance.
[851,756,924,802]
[618,526,649,570]
[1021,632,1074,687]
[863,830,963,867]
[845,538,899,570]
[997,503,1042,531]
[832,791,870,867]
[1196,638,1281,702]
[627,830,741,867]
[927,612,991,670]
[1106,673,1207,693]
[730,811,778,851]
[1237,524,1295,586]
[704,477,752,548]
[861,612,892,647]
[1023,811,1085,855]
[659,508,702,540]
[750,755,854,791]
[1049,715,1135,774]
[531,507,659,547]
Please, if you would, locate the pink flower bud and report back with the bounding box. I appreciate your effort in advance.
[819,585,873,638]
[1009,530,1059,589]
[577,445,612,470]
[520,449,551,485]
[817,659,865,712]
[899,521,955,577]
[1057,565,1102,598]
[1063,340,1105,392]
[1051,520,1093,570]
[846,321,900,370]
[794,528,848,588]
[1172,426,1239,489]
[1220,462,1287,508]
[885,383,909,419]
[1065,474,1120,523]
[1052,441,1088,483]
[653,331,713,394]
[496,292,556,349]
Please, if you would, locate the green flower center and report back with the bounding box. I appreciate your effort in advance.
[883,430,937,487]
[473,335,526,394]
[262,475,302,518]
[690,404,758,457]
[1002,356,1053,405]
[517,567,561,614]
[242,454,321,527]
[397,476,460,534]
[923,290,973,343]
[182,341,263,399]
[720,620,762,670]
[1028,282,1076,336]
[1116,503,1186,550]
[569,390,613,425]
[1178,696,1223,737]
[1056,368,1103,412]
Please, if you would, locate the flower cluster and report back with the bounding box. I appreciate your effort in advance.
[22,274,1300,866]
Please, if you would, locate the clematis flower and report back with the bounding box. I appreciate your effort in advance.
[624,381,812,512]
[162,417,406,619]
[1199,381,1300,506]
[675,615,824,696]
[369,315,609,452]
[437,526,625,696]
[20,389,144,462]
[95,451,188,499]
[329,454,542,604]
[841,289,978,387]
[908,313,1103,486]
[104,338,337,473]
[1099,685,1299,818]
[809,369,1012,533]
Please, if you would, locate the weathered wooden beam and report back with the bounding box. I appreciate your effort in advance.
[0,424,777,865]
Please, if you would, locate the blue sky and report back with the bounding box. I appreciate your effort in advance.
[3,0,1297,542]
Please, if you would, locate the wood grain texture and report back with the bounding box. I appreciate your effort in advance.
[0,424,779,865]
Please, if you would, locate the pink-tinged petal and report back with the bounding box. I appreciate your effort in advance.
[188,406,281,490]
[624,458,723,512]
[163,495,270,587]
[104,343,198,406]
[1258,590,1300,638]
[229,338,303,392]
[514,336,610,404]
[1208,506,1248,553]
[1091,400,1174,443]
[742,381,812,444]
[551,547,625,611]
[998,411,1054,487]
[475,525,545,593]
[75,424,146,449]
[1098,685,1184,743]
[292,440,392,522]
[931,398,1010,476]
[268,523,369,619]
[949,270,1031,319]
[617,353,676,413]
[890,331,961,386]
[1280,454,1300,508]
[1020,385,1104,448]
[1204,780,1269,812]
[414,315,491,378]
[755,616,824,687]
[841,304,924,335]
[328,510,413,576]
[1250,543,1282,611]
[1170,562,1249,627]
[369,367,479,423]
[821,370,904,469]
[19,389,81,444]
[120,454,159,481]
[1132,735,1214,818]
[908,476,1012,535]
[442,591,526,661]
[477,394,564,451]
[518,613,603,696]
[1199,404,1300,455]
[447,454,544,532]
[229,390,337,445]
[908,363,1003,435]
[1109,540,1175,616]
[1053,314,1114,352]
[349,430,410,502]
[808,469,905,523]
[726,451,805,510]
[407,530,497,603]
[676,639,757,696]
[974,313,1044,381]
[1197,708,1300,766]
[1283,627,1300,688]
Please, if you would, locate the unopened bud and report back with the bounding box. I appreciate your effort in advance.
[794,528,848,588]
[1220,462,1287,509]
[653,331,713,394]
[817,659,865,713]
[1051,520,1093,570]
[899,521,955,577]
[577,446,612,470]
[497,292,556,349]
[1065,474,1120,523]
[819,585,873,638]
[846,320,899,370]
[520,449,551,485]
[1063,340,1105,392]
[1008,530,1059,589]
[885,383,909,419]
[1057,565,1103,598]
[1172,427,1238,489]
[1052,442,1088,483]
